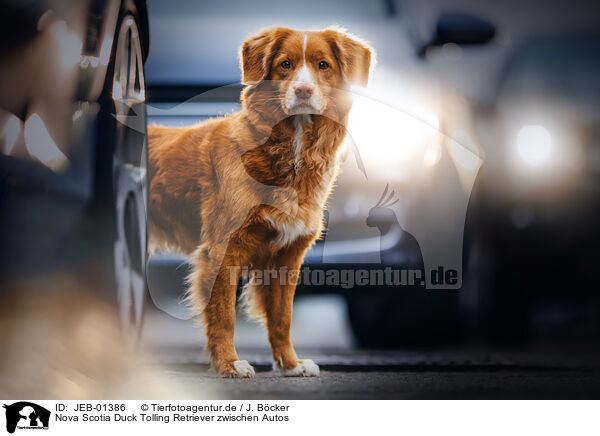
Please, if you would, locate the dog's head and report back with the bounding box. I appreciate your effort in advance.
[240,26,374,118]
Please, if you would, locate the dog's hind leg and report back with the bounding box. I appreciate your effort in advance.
[186,243,252,377]
[188,224,273,378]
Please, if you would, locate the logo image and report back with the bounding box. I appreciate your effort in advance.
[3,402,50,434]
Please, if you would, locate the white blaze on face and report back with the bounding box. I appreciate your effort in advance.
[285,32,323,113]
[295,64,314,84]
[303,31,307,53]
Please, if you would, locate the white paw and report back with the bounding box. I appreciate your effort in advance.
[274,359,320,377]
[232,360,256,378]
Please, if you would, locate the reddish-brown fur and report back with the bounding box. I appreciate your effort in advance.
[148,26,373,377]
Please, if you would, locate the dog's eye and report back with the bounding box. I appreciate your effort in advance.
[280,60,291,70]
[319,61,330,70]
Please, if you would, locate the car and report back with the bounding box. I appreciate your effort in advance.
[0,0,150,341]
[465,34,600,343]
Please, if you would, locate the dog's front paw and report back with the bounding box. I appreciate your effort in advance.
[274,359,320,377]
[215,360,256,378]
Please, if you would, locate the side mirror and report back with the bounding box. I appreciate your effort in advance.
[418,13,496,57]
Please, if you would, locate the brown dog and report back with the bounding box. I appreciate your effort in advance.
[148,26,373,377]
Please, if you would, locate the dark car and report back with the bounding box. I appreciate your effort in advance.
[0,0,150,340]
[466,35,600,343]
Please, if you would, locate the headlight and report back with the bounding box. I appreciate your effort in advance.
[516,125,552,166]
[345,93,441,181]
[510,122,582,180]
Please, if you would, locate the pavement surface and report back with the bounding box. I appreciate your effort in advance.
[139,296,600,399]
[158,366,600,400]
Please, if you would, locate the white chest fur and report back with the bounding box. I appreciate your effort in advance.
[292,114,311,167]
[265,115,339,248]
[267,217,316,248]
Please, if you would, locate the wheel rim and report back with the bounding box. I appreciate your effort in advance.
[112,15,147,341]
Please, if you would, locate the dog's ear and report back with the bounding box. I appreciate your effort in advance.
[240,27,292,84]
[324,27,375,87]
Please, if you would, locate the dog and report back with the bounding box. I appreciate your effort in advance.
[147,26,374,377]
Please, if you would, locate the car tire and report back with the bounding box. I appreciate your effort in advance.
[346,288,460,348]
[462,197,531,345]
[95,4,148,344]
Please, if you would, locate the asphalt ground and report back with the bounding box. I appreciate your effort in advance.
[140,298,600,400]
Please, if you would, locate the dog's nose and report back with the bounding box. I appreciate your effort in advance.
[294,85,313,99]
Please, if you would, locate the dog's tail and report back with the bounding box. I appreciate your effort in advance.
[239,277,267,324]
